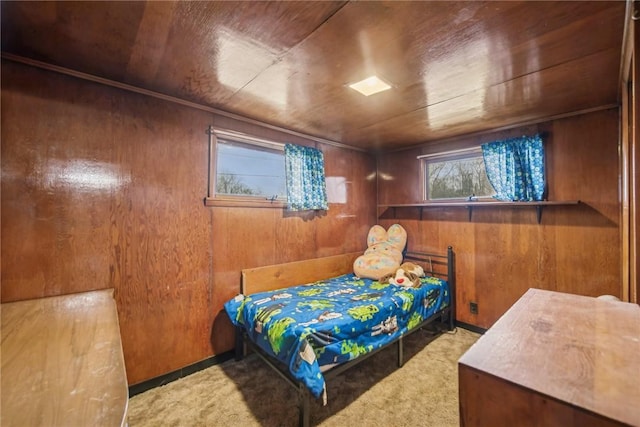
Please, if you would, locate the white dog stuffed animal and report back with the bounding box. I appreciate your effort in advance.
[380,262,425,288]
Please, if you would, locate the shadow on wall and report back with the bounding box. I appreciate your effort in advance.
[211,309,236,355]
[282,209,328,221]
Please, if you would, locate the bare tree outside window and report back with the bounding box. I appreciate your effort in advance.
[425,153,495,200]
[215,139,286,198]
[216,172,256,195]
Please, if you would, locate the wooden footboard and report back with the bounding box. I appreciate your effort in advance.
[241,252,361,295]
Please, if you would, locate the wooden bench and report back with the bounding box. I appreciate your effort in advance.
[458,288,640,427]
[1,289,128,426]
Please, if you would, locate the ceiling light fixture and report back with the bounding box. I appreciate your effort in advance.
[348,75,392,96]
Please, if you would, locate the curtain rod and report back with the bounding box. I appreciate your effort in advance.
[209,127,285,151]
[416,146,481,159]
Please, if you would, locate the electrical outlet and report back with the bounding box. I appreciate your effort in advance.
[470,302,478,314]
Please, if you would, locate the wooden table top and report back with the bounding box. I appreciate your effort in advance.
[1,289,128,427]
[459,288,640,426]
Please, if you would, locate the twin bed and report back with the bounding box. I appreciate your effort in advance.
[224,247,455,427]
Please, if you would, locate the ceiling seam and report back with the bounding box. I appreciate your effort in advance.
[356,46,623,134]
[226,1,350,102]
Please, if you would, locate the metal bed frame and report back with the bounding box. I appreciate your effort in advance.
[234,246,456,427]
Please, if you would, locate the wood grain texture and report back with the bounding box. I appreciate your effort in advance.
[1,60,377,385]
[1,5,630,391]
[459,288,640,426]
[1,61,215,385]
[108,84,214,385]
[0,1,625,150]
[1,62,117,300]
[208,118,377,356]
[241,252,361,295]
[1,289,128,427]
[459,366,627,427]
[378,109,621,329]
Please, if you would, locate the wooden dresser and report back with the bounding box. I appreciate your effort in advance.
[458,288,640,427]
[1,289,129,426]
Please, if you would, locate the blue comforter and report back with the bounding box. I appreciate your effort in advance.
[224,273,449,401]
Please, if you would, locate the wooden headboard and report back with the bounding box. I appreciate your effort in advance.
[241,252,361,295]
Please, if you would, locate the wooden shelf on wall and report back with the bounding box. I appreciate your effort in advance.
[378,200,581,223]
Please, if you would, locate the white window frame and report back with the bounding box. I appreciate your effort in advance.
[205,128,287,208]
[419,147,495,202]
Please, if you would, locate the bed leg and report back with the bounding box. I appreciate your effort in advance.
[448,307,455,332]
[397,336,404,367]
[234,326,245,361]
[298,384,310,427]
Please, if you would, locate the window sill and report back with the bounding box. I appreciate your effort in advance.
[204,196,287,209]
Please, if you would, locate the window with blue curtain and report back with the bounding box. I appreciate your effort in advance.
[284,144,329,211]
[481,134,546,202]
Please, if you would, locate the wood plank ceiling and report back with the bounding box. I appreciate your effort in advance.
[1,1,627,151]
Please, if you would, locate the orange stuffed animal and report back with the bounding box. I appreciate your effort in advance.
[353,224,407,280]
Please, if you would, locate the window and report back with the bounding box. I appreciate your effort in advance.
[216,140,286,198]
[206,129,287,207]
[205,128,329,210]
[422,148,495,201]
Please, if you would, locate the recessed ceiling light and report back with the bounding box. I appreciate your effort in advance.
[348,75,392,96]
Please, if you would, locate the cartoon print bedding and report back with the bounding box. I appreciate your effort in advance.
[224,273,450,403]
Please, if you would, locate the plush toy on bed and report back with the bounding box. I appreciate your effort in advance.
[353,224,407,280]
[380,262,425,288]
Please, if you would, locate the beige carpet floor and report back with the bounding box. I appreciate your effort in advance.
[128,327,479,427]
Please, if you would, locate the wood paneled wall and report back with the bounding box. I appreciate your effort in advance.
[1,60,377,385]
[0,57,622,384]
[378,108,621,329]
